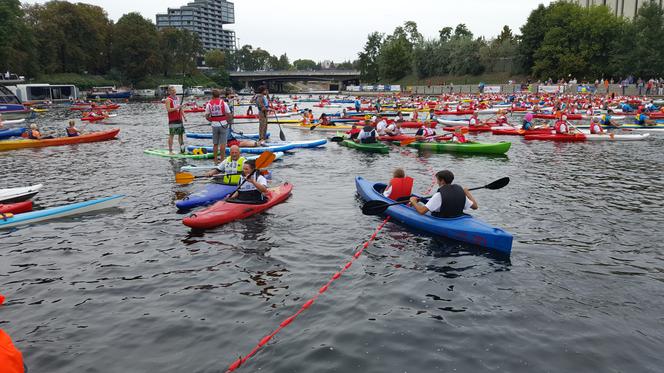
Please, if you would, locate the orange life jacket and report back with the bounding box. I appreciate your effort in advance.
[388,177,414,201]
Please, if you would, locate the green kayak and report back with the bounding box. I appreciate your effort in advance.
[408,141,511,155]
[144,149,213,159]
[340,139,389,154]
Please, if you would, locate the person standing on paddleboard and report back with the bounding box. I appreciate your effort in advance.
[205,89,233,164]
[165,86,186,154]
[256,86,270,141]
[410,170,478,218]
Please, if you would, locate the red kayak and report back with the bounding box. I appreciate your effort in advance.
[183,183,293,229]
[524,133,586,142]
[81,115,109,122]
[0,201,33,214]
[648,112,664,119]
[398,121,436,129]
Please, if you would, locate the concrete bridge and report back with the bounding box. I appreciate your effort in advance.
[230,70,361,92]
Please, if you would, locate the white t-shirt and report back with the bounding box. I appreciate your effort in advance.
[469,117,478,126]
[424,192,473,213]
[376,120,388,135]
[385,123,399,134]
[358,129,375,140]
[205,100,231,127]
[238,174,267,192]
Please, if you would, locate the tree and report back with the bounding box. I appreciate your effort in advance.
[629,1,664,77]
[378,26,413,81]
[496,25,514,43]
[0,0,37,76]
[111,12,159,84]
[453,24,473,39]
[439,27,453,42]
[205,49,226,69]
[357,32,383,82]
[293,59,317,70]
[403,21,423,46]
[173,29,202,75]
[276,53,291,70]
[518,4,551,74]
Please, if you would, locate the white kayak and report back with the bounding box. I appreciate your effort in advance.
[583,133,651,141]
[0,184,43,204]
[475,108,501,114]
[2,119,26,125]
[0,195,123,229]
[437,118,468,126]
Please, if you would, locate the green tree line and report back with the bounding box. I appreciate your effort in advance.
[358,1,664,83]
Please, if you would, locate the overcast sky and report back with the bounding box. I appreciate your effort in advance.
[24,0,554,61]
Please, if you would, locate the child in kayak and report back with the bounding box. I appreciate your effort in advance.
[227,159,268,203]
[346,125,361,140]
[66,120,80,137]
[383,168,414,200]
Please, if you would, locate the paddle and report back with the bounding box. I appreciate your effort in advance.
[228,151,276,197]
[175,151,275,185]
[361,177,510,216]
[273,112,286,141]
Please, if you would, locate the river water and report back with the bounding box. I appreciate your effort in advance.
[1,101,663,372]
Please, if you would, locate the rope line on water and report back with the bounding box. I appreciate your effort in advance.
[225,148,436,372]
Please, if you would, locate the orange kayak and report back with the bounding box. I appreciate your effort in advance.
[0,129,120,151]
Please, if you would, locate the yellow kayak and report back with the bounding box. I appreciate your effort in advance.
[281,123,356,132]
[268,119,302,124]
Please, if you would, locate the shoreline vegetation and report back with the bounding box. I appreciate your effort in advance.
[1,1,663,90]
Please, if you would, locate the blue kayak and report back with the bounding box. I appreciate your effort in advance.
[0,195,123,229]
[355,177,513,255]
[185,132,269,140]
[0,127,26,140]
[187,139,327,154]
[176,184,237,210]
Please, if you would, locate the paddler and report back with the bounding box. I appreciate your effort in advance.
[346,124,361,140]
[165,85,186,154]
[204,89,233,164]
[415,123,436,140]
[206,145,245,184]
[384,120,402,136]
[634,109,655,126]
[227,159,268,203]
[26,123,46,139]
[383,168,414,200]
[495,109,508,125]
[255,86,270,141]
[522,112,535,130]
[357,124,377,144]
[450,127,468,143]
[600,109,619,127]
[554,114,572,134]
[66,120,80,137]
[409,170,478,218]
[318,113,333,126]
[374,116,388,136]
[589,117,605,134]
[468,112,481,127]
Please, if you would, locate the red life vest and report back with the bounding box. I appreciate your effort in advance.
[453,133,467,143]
[206,98,227,122]
[166,96,182,122]
[496,115,507,124]
[387,177,414,200]
[554,120,566,134]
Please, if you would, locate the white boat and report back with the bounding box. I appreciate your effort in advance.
[0,184,43,204]
[579,131,651,141]
[133,89,156,97]
[186,86,205,96]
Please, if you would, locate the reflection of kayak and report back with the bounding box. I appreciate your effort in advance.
[0,129,120,151]
[186,139,327,154]
[340,139,389,154]
[0,184,43,204]
[183,183,293,229]
[0,201,33,214]
[0,195,123,229]
[408,141,511,155]
[179,152,284,172]
[355,177,513,255]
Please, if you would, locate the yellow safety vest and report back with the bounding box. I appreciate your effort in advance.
[221,156,245,185]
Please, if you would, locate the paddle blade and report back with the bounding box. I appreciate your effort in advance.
[309,125,317,131]
[255,151,276,169]
[484,177,510,190]
[279,125,286,141]
[330,136,344,142]
[361,200,392,215]
[175,172,196,184]
[399,137,418,146]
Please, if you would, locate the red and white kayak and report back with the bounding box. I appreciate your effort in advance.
[525,133,650,142]
[183,183,293,229]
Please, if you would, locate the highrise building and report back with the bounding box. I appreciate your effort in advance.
[571,0,664,18]
[156,0,236,51]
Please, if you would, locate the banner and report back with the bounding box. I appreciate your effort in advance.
[538,85,562,93]
[484,85,501,93]
[577,85,596,93]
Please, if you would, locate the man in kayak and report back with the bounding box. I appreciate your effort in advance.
[256,86,270,141]
[205,145,245,184]
[600,110,620,127]
[634,110,656,126]
[374,116,388,136]
[589,117,605,134]
[554,114,572,134]
[468,112,481,127]
[409,170,478,218]
[205,89,233,164]
[357,125,377,144]
[165,85,186,154]
[384,120,402,136]
[227,159,268,203]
